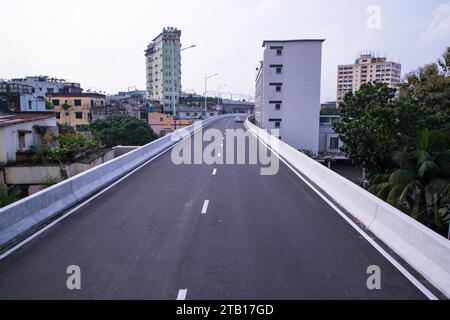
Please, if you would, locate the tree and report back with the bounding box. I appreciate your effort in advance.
[400,47,450,128]
[32,133,101,164]
[0,185,21,208]
[58,123,76,135]
[87,115,158,148]
[369,129,450,235]
[45,100,54,110]
[333,82,427,179]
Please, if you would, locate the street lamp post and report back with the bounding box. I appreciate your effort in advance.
[172,44,196,130]
[204,73,218,117]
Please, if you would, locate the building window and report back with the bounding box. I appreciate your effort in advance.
[74,99,82,106]
[329,137,339,150]
[160,117,164,122]
[276,67,282,74]
[275,103,281,110]
[275,121,281,128]
[270,83,282,92]
[28,101,32,110]
[210,113,214,116]
[52,99,60,106]
[18,132,26,150]
[55,112,60,119]
[276,49,282,56]
[75,112,83,119]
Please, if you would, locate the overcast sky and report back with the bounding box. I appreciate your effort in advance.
[1,0,449,102]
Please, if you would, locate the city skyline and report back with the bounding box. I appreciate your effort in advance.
[0,0,449,102]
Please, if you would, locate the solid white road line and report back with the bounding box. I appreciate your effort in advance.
[0,119,222,262]
[177,289,188,300]
[212,168,217,176]
[201,200,210,214]
[246,126,439,301]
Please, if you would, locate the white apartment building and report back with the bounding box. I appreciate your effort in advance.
[255,39,324,154]
[12,76,65,97]
[145,27,182,114]
[337,54,401,104]
[0,82,45,113]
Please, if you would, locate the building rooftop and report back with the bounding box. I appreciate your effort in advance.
[47,92,105,98]
[0,113,55,128]
[152,26,181,42]
[11,76,65,83]
[262,39,325,47]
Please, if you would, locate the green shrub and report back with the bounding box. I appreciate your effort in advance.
[0,185,21,208]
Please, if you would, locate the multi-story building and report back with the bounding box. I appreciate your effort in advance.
[255,39,324,154]
[337,53,401,104]
[145,27,182,114]
[0,81,45,112]
[320,101,337,111]
[92,90,147,121]
[318,115,346,160]
[148,112,192,136]
[11,76,65,97]
[48,92,105,127]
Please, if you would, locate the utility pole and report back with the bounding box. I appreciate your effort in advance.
[204,73,218,117]
[172,44,196,130]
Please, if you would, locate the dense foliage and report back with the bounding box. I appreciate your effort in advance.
[32,134,102,164]
[86,115,157,148]
[334,83,428,177]
[333,48,450,236]
[369,129,450,233]
[0,185,21,208]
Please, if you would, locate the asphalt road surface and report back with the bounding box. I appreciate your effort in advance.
[0,117,431,299]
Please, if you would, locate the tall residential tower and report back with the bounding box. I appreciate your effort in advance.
[145,27,182,114]
[337,53,401,104]
[255,39,324,154]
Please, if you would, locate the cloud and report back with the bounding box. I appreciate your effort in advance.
[421,1,450,42]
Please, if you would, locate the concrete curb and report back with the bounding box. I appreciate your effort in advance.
[246,118,450,298]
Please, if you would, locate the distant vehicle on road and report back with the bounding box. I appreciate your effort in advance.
[234,115,244,123]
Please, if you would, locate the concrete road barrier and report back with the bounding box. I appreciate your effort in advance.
[0,115,228,250]
[246,117,450,298]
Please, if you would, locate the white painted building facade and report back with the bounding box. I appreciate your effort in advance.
[318,115,347,159]
[0,114,57,164]
[11,76,65,112]
[255,40,324,154]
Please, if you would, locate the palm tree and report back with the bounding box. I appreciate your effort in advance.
[369,129,450,235]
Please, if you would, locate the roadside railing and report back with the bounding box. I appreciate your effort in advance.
[245,116,450,298]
